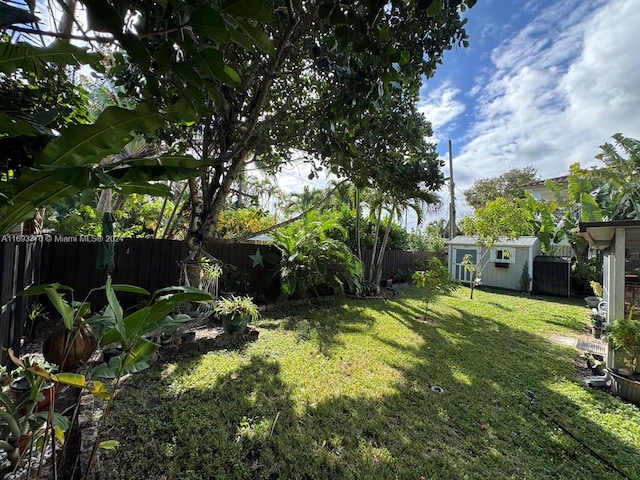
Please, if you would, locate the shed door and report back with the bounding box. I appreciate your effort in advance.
[452,248,477,283]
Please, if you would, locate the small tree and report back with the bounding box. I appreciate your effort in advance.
[412,258,460,320]
[520,261,532,293]
[461,253,481,299]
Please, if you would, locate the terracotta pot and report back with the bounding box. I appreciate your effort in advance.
[43,320,98,371]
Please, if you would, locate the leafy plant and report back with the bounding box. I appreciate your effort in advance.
[0,361,69,475]
[606,315,640,373]
[201,261,223,282]
[412,257,460,318]
[520,261,532,293]
[590,280,603,298]
[273,212,363,299]
[461,253,481,299]
[214,295,259,324]
[18,277,212,476]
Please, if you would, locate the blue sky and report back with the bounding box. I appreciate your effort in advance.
[416,0,640,225]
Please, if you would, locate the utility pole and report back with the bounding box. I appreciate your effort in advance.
[448,140,456,240]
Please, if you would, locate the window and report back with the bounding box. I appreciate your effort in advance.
[491,247,515,264]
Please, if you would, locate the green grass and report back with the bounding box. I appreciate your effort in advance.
[99,286,640,480]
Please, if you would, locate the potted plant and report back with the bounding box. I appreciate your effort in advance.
[591,312,605,339]
[585,281,603,309]
[606,314,640,404]
[214,295,259,333]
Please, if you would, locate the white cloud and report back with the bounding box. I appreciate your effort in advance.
[417,82,466,142]
[448,0,640,215]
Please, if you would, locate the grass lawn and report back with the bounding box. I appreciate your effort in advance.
[99,286,640,480]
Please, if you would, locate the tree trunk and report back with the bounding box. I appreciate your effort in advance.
[355,188,362,263]
[367,204,383,282]
[372,204,396,285]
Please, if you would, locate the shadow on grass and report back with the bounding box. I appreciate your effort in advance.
[99,291,640,480]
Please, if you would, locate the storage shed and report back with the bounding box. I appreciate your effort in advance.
[448,236,541,291]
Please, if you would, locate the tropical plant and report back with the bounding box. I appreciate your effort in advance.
[606,315,640,374]
[273,212,363,299]
[362,187,439,285]
[18,277,212,476]
[0,361,70,475]
[517,192,565,254]
[580,134,640,220]
[412,257,460,319]
[214,295,260,323]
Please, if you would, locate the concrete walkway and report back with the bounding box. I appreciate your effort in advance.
[549,334,607,355]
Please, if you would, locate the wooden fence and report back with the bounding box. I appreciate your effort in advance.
[39,237,190,310]
[0,241,41,366]
[359,250,440,281]
[0,236,441,365]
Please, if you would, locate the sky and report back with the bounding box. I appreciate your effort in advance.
[277,0,640,229]
[417,0,640,225]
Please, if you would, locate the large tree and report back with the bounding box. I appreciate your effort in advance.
[463,166,538,210]
[1,0,475,242]
[106,0,474,249]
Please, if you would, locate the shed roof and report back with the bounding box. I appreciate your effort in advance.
[448,235,539,248]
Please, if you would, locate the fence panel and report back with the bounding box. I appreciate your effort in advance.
[40,238,190,311]
[0,241,41,366]
[360,250,442,281]
[205,241,281,299]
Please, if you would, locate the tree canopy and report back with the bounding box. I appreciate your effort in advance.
[1,0,476,241]
[461,197,531,247]
[463,166,538,210]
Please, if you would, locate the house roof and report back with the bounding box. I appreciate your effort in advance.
[448,235,539,247]
[522,175,569,189]
[579,220,640,248]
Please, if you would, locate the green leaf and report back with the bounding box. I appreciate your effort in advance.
[104,284,150,295]
[0,113,37,137]
[36,103,162,167]
[84,0,123,33]
[0,3,39,27]
[99,440,121,450]
[190,7,230,43]
[100,290,211,346]
[427,0,442,15]
[580,192,603,222]
[217,66,241,86]
[117,33,151,71]
[118,183,172,196]
[122,338,158,369]
[238,20,275,56]
[45,286,75,329]
[220,0,265,18]
[0,41,103,75]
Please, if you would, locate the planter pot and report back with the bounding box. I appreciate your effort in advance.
[102,348,123,363]
[584,296,603,309]
[10,377,55,412]
[221,313,250,334]
[181,331,196,344]
[43,321,98,371]
[609,369,640,404]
